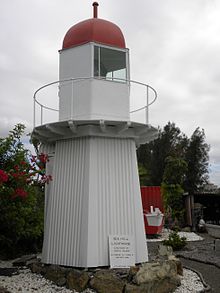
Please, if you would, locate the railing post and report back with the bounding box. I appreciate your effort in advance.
[33,98,36,128]
[146,86,149,125]
[41,105,43,125]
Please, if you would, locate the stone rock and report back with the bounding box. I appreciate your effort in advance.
[66,269,90,292]
[0,267,18,276]
[135,261,177,283]
[114,268,129,280]
[134,260,180,293]
[90,269,125,293]
[55,277,67,287]
[12,254,36,266]
[168,255,183,276]
[29,261,46,275]
[45,265,67,286]
[152,277,181,293]
[0,286,11,293]
[124,283,148,293]
[158,244,173,257]
[127,266,139,282]
[26,257,40,267]
[125,280,181,293]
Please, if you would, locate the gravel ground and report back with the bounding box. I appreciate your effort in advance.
[175,268,205,293]
[0,259,206,292]
[0,268,73,293]
[147,230,220,292]
[0,267,205,293]
[0,231,209,293]
[180,258,219,293]
[146,229,204,242]
[176,232,220,293]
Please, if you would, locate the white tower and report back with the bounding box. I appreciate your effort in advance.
[32,3,158,267]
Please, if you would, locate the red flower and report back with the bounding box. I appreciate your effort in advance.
[0,169,8,183]
[38,153,49,164]
[12,173,19,178]
[11,171,27,180]
[13,188,28,199]
[14,165,19,171]
[40,174,52,184]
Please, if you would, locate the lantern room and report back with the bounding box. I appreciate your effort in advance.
[59,2,130,122]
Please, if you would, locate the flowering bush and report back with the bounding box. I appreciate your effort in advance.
[0,170,8,183]
[0,124,51,257]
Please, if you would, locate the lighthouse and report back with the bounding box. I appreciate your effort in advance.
[32,3,158,267]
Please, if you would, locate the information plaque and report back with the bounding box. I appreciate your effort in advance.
[109,235,135,268]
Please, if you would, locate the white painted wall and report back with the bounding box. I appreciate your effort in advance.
[59,44,92,121]
[42,137,148,267]
[59,43,92,79]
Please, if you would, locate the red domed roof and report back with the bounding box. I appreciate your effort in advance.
[62,18,126,50]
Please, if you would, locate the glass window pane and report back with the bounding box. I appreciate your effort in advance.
[94,46,127,82]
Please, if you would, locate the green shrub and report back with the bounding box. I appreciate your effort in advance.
[0,124,50,258]
[0,185,44,257]
[163,231,187,251]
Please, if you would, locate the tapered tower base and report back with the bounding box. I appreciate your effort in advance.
[42,136,147,267]
[33,120,157,267]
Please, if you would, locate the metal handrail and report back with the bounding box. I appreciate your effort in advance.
[33,77,157,127]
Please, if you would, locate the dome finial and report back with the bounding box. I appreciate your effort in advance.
[93,2,99,18]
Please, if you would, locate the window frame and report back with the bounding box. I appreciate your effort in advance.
[92,43,129,83]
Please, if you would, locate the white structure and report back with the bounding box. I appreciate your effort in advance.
[59,43,130,122]
[32,2,158,267]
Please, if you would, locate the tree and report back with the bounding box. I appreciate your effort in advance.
[137,122,209,193]
[0,124,27,170]
[0,124,51,257]
[137,122,210,226]
[162,156,188,225]
[163,156,188,186]
[184,128,210,194]
[138,164,151,186]
[137,122,188,185]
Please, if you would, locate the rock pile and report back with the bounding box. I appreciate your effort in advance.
[9,248,183,293]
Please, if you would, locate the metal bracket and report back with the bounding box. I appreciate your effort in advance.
[116,121,131,134]
[99,120,106,132]
[68,120,77,134]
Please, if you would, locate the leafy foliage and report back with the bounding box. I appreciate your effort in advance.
[161,183,185,225]
[162,156,188,224]
[184,128,210,193]
[137,122,209,192]
[163,156,188,186]
[0,124,27,170]
[0,124,50,257]
[137,122,210,226]
[138,164,151,186]
[163,231,187,251]
[137,122,188,186]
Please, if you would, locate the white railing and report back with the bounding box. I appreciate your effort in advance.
[33,77,157,127]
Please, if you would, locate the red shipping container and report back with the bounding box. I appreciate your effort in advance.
[141,186,164,234]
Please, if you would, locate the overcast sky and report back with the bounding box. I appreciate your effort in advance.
[1,0,220,186]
